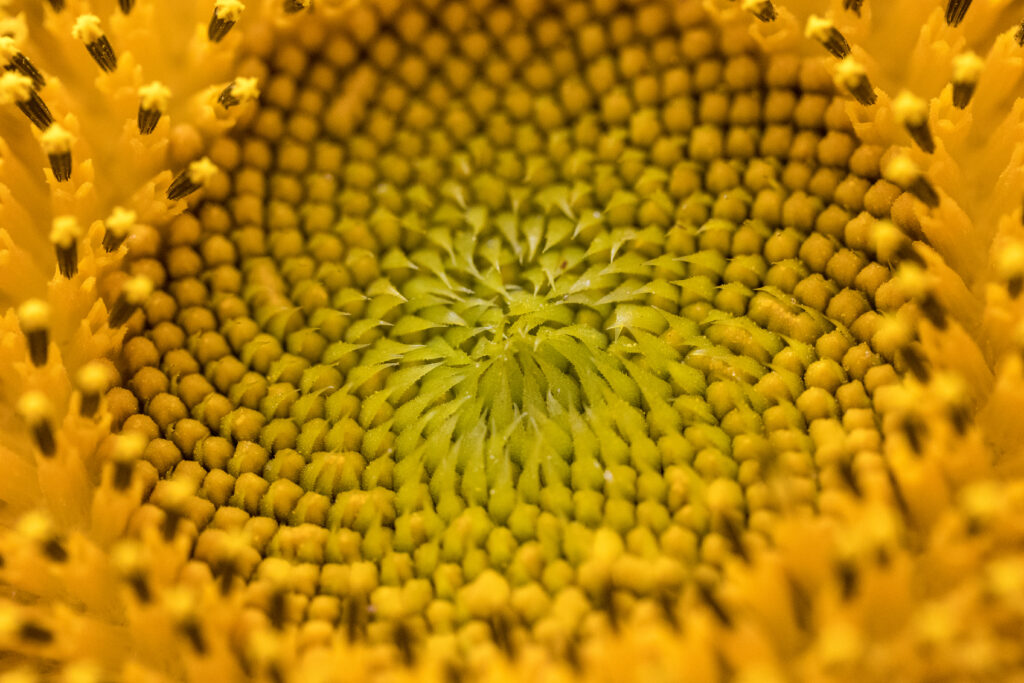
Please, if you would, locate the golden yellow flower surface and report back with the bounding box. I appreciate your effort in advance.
[1,0,1023,681]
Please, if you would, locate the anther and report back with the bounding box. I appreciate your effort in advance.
[217,77,260,109]
[112,543,150,601]
[137,82,170,135]
[76,361,111,418]
[945,0,972,27]
[871,220,922,266]
[0,72,53,129]
[951,51,983,109]
[119,0,135,13]
[103,206,136,251]
[209,0,245,41]
[835,57,877,106]
[109,275,153,327]
[49,215,81,279]
[844,0,864,15]
[18,512,66,564]
[166,157,218,201]
[45,0,65,10]
[997,241,1024,298]
[893,91,934,153]
[17,392,57,457]
[895,262,947,328]
[1016,21,1024,47]
[283,0,311,13]
[20,621,54,643]
[17,299,50,366]
[884,155,939,208]
[742,0,776,22]
[72,15,117,72]
[0,37,45,90]
[805,16,851,59]
[110,432,146,490]
[40,124,73,182]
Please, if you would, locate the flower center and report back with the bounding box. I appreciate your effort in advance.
[118,0,910,654]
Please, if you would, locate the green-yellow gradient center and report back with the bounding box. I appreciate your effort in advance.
[114,0,915,656]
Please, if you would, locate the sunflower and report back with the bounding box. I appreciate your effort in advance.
[1,0,1023,680]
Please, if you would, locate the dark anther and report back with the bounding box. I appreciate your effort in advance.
[909,176,940,208]
[45,0,65,10]
[945,0,972,27]
[952,80,977,109]
[1016,21,1024,47]
[181,619,206,654]
[836,561,859,599]
[747,0,776,22]
[901,345,931,382]
[128,574,151,602]
[844,0,864,15]
[17,89,53,129]
[787,577,812,631]
[1009,275,1023,298]
[209,15,237,42]
[43,538,67,562]
[26,329,47,367]
[167,169,201,201]
[20,621,54,643]
[6,54,46,90]
[489,613,516,657]
[838,457,862,496]
[905,121,935,154]
[85,37,117,72]
[920,293,947,329]
[268,589,287,628]
[113,461,134,490]
[283,0,310,13]
[697,584,732,627]
[119,0,135,13]
[394,620,415,666]
[32,422,56,457]
[48,150,72,182]
[137,105,161,135]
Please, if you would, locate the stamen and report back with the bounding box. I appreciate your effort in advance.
[137,81,170,134]
[0,37,45,90]
[893,91,934,153]
[18,512,67,562]
[110,432,146,490]
[805,16,851,59]
[885,155,939,208]
[119,0,135,13]
[896,263,947,329]
[217,76,260,109]
[283,0,312,13]
[945,0,972,27]
[951,51,983,109]
[109,275,153,327]
[103,206,136,251]
[166,156,218,201]
[1016,20,1024,47]
[76,361,112,418]
[16,299,50,366]
[835,57,877,106]
[44,0,65,10]
[16,392,56,457]
[997,242,1024,298]
[844,0,864,15]
[0,72,53,129]
[49,215,81,279]
[209,0,245,42]
[112,543,150,601]
[742,0,776,23]
[72,15,117,72]
[40,124,73,182]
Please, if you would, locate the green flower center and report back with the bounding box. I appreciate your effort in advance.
[117,0,910,656]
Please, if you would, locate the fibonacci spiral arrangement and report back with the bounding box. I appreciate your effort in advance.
[2,0,1024,680]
